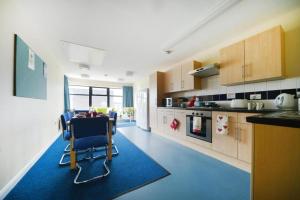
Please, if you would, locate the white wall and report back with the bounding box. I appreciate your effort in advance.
[0,1,64,194]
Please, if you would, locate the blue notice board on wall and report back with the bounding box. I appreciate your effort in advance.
[14,34,47,100]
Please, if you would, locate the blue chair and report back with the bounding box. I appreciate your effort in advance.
[59,112,105,166]
[59,113,72,165]
[109,111,119,156]
[71,117,111,184]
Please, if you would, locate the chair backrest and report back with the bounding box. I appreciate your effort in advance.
[67,111,74,119]
[109,111,117,126]
[71,116,109,139]
[60,114,68,131]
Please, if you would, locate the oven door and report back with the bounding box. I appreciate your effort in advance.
[186,115,212,143]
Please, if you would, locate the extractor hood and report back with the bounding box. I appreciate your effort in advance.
[188,63,219,77]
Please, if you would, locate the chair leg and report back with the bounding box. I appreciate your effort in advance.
[112,144,119,156]
[59,148,106,166]
[73,149,110,184]
[64,144,70,152]
[59,152,71,166]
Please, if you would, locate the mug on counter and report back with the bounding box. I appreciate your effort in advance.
[256,102,264,110]
[247,102,256,110]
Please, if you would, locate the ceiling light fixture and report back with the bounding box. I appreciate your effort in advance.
[61,40,106,66]
[162,0,242,52]
[79,64,90,70]
[125,71,134,76]
[81,74,90,79]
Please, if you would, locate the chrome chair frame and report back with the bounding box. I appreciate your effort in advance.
[59,112,106,166]
[71,117,111,184]
[74,147,110,184]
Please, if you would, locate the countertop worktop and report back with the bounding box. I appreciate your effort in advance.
[157,106,278,113]
[246,111,300,128]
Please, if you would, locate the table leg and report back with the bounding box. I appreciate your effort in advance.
[70,137,76,169]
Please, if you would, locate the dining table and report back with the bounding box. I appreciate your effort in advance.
[67,114,114,170]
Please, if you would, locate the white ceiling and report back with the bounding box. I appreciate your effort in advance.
[10,0,300,83]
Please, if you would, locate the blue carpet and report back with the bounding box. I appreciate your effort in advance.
[5,124,170,200]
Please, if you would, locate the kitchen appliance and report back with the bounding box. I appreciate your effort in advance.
[274,93,295,110]
[188,63,219,77]
[164,97,173,107]
[136,89,150,131]
[194,97,201,107]
[186,111,212,143]
[230,99,248,108]
[298,98,300,111]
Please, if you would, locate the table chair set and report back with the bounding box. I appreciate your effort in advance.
[59,111,119,184]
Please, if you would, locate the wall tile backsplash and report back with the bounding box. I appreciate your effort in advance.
[172,76,300,101]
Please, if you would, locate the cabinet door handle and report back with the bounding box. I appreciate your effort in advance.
[182,80,184,89]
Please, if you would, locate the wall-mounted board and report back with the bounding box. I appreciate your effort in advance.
[14,34,47,100]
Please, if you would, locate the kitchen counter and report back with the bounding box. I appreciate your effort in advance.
[246,111,300,128]
[157,106,278,113]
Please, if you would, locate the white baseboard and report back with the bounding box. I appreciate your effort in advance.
[0,134,60,200]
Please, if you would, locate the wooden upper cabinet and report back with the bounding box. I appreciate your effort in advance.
[172,65,182,92]
[149,71,164,107]
[219,25,285,85]
[164,61,201,93]
[181,61,202,91]
[245,26,285,81]
[164,65,180,93]
[220,41,245,85]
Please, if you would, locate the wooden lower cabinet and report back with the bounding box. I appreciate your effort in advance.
[212,112,238,158]
[252,124,300,200]
[212,111,254,163]
[237,123,252,163]
[156,109,175,135]
[149,107,157,131]
[174,110,188,136]
[164,110,175,135]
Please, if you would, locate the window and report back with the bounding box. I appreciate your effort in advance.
[69,86,89,110]
[91,87,108,108]
[110,88,123,111]
[69,86,123,111]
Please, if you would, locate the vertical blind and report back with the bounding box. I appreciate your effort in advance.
[122,86,133,107]
[64,75,70,112]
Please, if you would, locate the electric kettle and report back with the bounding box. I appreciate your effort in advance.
[274,93,295,109]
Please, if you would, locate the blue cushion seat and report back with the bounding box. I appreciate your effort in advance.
[73,135,108,151]
[63,130,71,140]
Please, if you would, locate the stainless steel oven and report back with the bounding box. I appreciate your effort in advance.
[186,111,212,143]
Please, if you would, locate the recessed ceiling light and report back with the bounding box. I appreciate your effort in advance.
[81,74,90,79]
[164,50,173,54]
[125,71,134,76]
[79,64,90,70]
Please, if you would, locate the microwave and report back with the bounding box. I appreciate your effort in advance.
[165,98,173,107]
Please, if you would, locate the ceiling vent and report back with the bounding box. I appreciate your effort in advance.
[118,78,124,82]
[125,71,134,76]
[79,64,90,70]
[81,74,90,79]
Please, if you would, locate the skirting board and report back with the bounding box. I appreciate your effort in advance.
[0,133,61,199]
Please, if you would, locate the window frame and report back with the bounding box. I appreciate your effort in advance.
[69,85,123,110]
